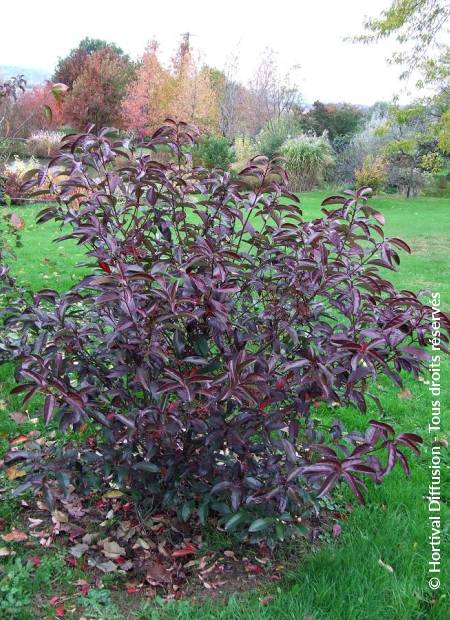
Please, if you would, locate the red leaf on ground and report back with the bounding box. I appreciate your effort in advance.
[65,556,77,566]
[172,543,197,557]
[55,604,65,617]
[28,555,42,566]
[10,434,29,445]
[245,563,263,574]
[332,523,342,539]
[80,583,90,596]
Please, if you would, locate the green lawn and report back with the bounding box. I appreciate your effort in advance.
[0,192,449,619]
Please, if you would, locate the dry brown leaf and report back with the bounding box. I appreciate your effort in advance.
[2,528,28,542]
[6,465,27,480]
[146,562,171,585]
[52,510,69,524]
[0,546,15,556]
[398,389,412,400]
[101,540,126,559]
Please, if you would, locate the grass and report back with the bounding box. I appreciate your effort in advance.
[0,192,449,619]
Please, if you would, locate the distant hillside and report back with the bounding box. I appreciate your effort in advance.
[0,65,51,87]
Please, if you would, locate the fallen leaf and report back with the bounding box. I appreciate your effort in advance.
[10,434,29,445]
[103,490,124,499]
[223,550,237,559]
[378,558,394,574]
[2,528,28,543]
[332,523,342,539]
[75,580,90,596]
[65,556,78,567]
[0,547,15,557]
[55,604,65,617]
[69,543,89,558]
[10,213,25,230]
[398,389,412,400]
[260,595,274,606]
[245,563,263,574]
[9,411,28,424]
[133,537,151,550]
[146,562,171,585]
[119,560,133,571]
[28,555,42,566]
[6,465,27,480]
[52,510,69,524]
[172,543,197,558]
[96,560,117,573]
[101,540,126,559]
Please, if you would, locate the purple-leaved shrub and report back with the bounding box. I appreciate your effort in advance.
[3,120,449,544]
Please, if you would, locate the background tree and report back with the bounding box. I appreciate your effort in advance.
[354,1,450,170]
[248,48,302,134]
[0,75,26,170]
[53,37,129,88]
[2,83,64,138]
[206,56,244,138]
[302,101,365,147]
[380,103,441,197]
[169,35,219,132]
[63,47,134,129]
[356,0,450,83]
[122,41,174,136]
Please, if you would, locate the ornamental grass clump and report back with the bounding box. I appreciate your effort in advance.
[4,120,448,546]
[27,130,65,158]
[280,134,334,191]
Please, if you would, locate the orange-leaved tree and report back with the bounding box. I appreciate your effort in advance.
[121,41,174,136]
[63,47,134,129]
[169,35,219,133]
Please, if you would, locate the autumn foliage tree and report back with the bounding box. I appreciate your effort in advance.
[122,41,174,136]
[63,47,134,129]
[3,83,64,138]
[169,36,219,132]
[122,36,220,135]
[53,37,128,88]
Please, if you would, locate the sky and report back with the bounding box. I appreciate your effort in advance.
[1,0,415,105]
